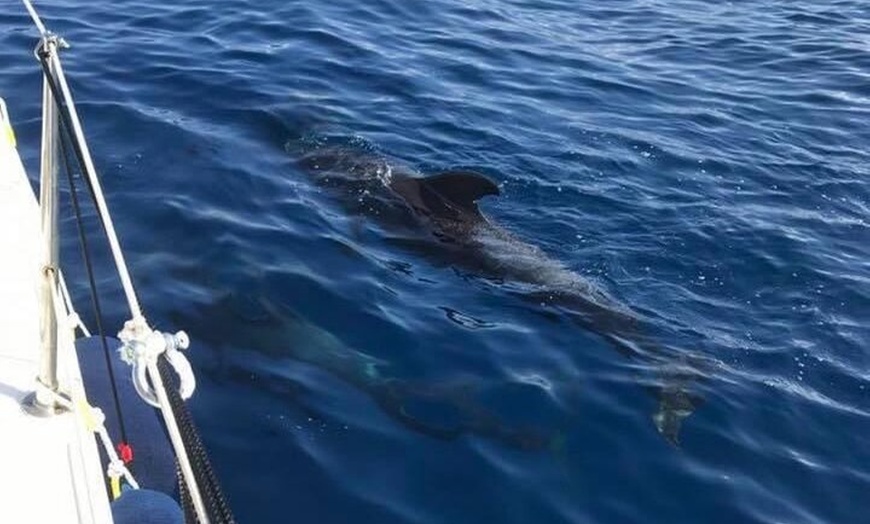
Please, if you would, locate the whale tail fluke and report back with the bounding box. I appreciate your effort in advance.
[650,352,713,445]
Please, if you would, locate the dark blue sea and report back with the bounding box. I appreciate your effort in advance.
[2,1,869,522]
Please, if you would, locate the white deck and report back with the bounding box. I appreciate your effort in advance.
[0,101,113,523]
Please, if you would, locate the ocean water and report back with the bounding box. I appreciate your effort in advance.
[1,0,868,522]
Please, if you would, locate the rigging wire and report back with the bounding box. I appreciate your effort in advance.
[21,0,47,37]
[46,46,132,455]
[57,109,130,450]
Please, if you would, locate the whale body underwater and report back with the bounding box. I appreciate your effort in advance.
[292,141,708,444]
[171,290,563,451]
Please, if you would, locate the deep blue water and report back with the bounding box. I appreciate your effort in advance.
[2,0,869,522]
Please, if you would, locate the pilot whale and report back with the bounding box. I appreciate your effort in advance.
[299,148,623,306]
[170,291,564,451]
[293,141,708,444]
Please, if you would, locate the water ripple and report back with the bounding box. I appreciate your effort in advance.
[1,0,868,522]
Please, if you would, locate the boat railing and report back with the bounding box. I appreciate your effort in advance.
[18,2,234,522]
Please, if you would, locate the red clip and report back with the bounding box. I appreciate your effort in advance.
[118,442,134,464]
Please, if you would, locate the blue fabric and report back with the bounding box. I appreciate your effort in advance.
[111,489,184,524]
[76,337,178,499]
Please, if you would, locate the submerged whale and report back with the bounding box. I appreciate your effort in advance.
[171,291,565,451]
[293,140,707,444]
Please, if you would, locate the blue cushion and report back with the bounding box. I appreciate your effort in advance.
[111,489,184,524]
[76,336,178,498]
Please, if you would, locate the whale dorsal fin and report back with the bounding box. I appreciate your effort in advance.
[418,170,500,217]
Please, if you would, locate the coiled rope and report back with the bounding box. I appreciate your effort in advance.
[159,357,236,524]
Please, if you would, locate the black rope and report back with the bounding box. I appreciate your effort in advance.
[39,45,131,449]
[158,356,236,524]
[57,125,130,447]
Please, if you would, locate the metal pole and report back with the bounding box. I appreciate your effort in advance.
[39,37,60,394]
[22,37,63,416]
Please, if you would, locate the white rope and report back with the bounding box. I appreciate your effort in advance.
[148,359,211,524]
[48,272,139,491]
[20,0,47,37]
[91,406,140,490]
[58,270,92,337]
[117,325,204,519]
